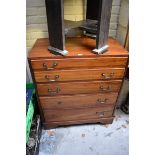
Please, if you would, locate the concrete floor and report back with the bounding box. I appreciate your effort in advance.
[39,109,129,155]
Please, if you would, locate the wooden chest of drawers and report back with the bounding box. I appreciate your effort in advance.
[28,37,128,129]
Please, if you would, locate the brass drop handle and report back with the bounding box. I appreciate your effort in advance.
[57,101,62,105]
[100,85,111,91]
[45,75,59,82]
[97,98,108,104]
[96,112,104,117]
[101,72,114,79]
[43,62,58,70]
[48,88,61,95]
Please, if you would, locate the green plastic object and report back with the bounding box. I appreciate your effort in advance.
[26,100,34,143]
[26,83,35,89]
[26,83,35,143]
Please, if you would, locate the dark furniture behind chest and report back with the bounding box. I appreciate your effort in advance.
[28,37,128,129]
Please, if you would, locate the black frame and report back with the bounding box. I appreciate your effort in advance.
[45,0,112,55]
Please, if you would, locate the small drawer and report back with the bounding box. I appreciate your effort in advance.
[39,92,118,110]
[34,68,125,83]
[30,57,128,70]
[43,106,114,122]
[37,80,122,96]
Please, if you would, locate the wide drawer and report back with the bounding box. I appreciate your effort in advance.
[39,92,118,110]
[37,80,122,96]
[43,106,114,122]
[31,57,128,70]
[34,68,125,82]
[43,117,114,129]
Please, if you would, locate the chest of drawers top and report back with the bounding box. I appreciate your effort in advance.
[28,37,128,60]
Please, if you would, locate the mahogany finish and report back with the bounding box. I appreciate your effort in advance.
[37,80,122,96]
[39,93,118,110]
[43,106,114,122]
[34,68,125,82]
[43,117,114,129]
[31,57,128,70]
[28,37,128,129]
[28,37,128,59]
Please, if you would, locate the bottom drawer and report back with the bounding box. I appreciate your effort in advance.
[43,117,114,129]
[43,106,114,122]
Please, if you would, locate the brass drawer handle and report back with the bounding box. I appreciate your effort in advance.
[57,101,62,105]
[100,85,111,92]
[43,62,58,70]
[48,88,61,95]
[45,75,59,82]
[96,112,104,117]
[97,98,108,104]
[101,72,114,79]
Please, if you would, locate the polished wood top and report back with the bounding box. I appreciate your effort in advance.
[28,36,128,59]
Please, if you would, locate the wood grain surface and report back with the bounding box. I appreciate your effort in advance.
[31,57,128,70]
[37,80,122,96]
[43,117,114,129]
[39,92,118,110]
[28,37,129,59]
[43,105,114,122]
[34,68,125,82]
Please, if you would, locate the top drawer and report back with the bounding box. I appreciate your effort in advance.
[30,57,128,70]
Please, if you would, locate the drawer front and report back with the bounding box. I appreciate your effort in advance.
[34,68,125,82]
[39,92,118,110]
[43,117,114,129]
[37,80,122,96]
[43,106,114,122]
[31,57,128,70]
